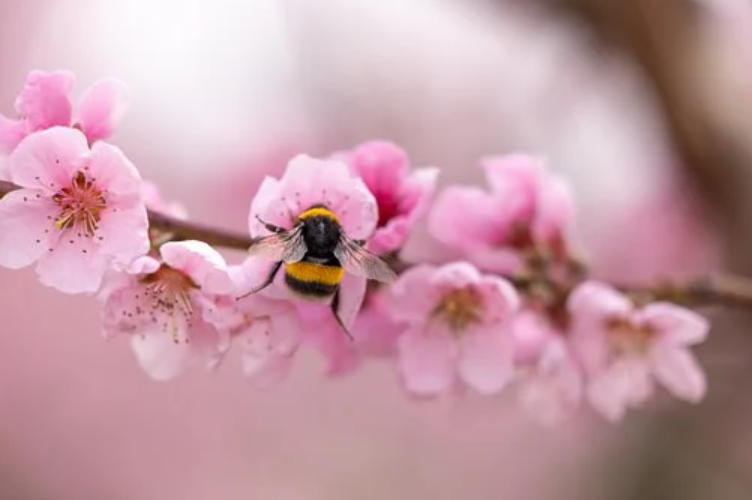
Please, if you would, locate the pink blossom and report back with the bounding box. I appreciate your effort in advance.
[225,284,304,388]
[242,154,379,327]
[568,281,709,422]
[102,241,234,381]
[386,262,519,396]
[338,141,438,255]
[428,155,574,273]
[511,311,582,425]
[0,70,129,154]
[0,127,149,294]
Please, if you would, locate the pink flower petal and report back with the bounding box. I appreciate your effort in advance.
[429,186,508,250]
[397,327,457,395]
[481,154,543,198]
[641,302,709,347]
[431,261,483,289]
[587,358,653,422]
[518,341,582,426]
[399,167,440,224]
[95,204,149,268]
[160,241,232,294]
[87,141,143,197]
[369,217,411,255]
[567,281,633,324]
[386,264,438,324]
[651,347,707,403]
[346,141,409,196]
[241,318,297,388]
[458,328,514,394]
[475,275,520,324]
[534,174,574,242]
[334,271,367,331]
[9,127,88,191]
[36,236,109,293]
[76,78,129,143]
[14,71,75,131]
[0,115,26,154]
[130,314,225,381]
[0,189,56,269]
[276,155,378,239]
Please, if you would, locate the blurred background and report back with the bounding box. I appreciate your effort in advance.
[1,0,751,498]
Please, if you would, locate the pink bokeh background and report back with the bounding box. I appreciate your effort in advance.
[0,1,741,499]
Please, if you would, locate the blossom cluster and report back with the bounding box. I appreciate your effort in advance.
[0,71,709,424]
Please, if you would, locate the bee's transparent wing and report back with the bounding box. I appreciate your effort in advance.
[248,225,307,263]
[333,236,398,283]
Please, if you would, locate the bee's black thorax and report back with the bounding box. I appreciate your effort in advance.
[301,215,341,258]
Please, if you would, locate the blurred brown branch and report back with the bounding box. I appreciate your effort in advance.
[534,0,752,236]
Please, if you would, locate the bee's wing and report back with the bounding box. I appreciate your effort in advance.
[248,226,307,263]
[333,236,398,283]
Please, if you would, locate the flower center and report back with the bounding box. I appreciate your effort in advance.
[51,170,107,237]
[434,287,484,333]
[606,317,655,356]
[139,265,198,343]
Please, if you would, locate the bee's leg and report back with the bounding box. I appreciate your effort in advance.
[255,214,286,234]
[237,261,282,299]
[330,287,354,341]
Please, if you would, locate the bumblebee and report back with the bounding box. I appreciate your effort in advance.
[245,205,397,336]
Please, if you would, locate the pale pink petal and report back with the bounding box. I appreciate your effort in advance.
[481,154,543,197]
[567,281,633,324]
[346,141,409,195]
[101,282,143,339]
[307,317,362,377]
[369,167,439,255]
[0,156,8,181]
[469,246,525,274]
[534,174,574,242]
[0,189,56,269]
[160,241,232,294]
[9,127,88,191]
[87,141,143,197]
[641,303,709,347]
[458,328,514,394]
[130,315,225,381]
[475,275,520,324]
[35,236,108,293]
[352,299,404,357]
[397,327,457,395]
[76,78,129,143]
[14,71,75,131]
[651,347,707,402]
[587,358,653,422]
[386,264,439,324]
[248,176,289,236]
[141,180,188,219]
[278,155,378,239]
[95,204,149,268]
[334,272,367,331]
[0,115,26,153]
[431,261,483,289]
[518,341,582,426]
[369,217,411,255]
[429,186,509,250]
[510,310,555,363]
[399,167,440,225]
[241,318,297,387]
[126,255,160,274]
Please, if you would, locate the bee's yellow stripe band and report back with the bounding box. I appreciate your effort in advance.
[285,261,344,286]
[298,206,339,223]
